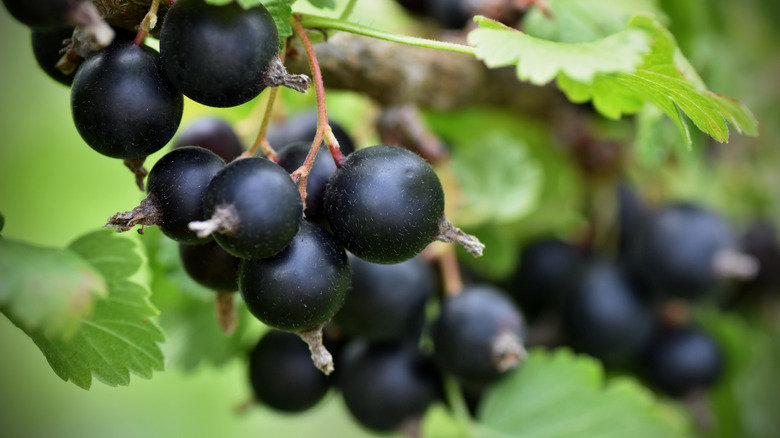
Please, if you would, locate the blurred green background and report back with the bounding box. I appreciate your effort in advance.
[1,0,780,437]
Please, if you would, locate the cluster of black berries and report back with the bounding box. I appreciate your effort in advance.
[5,0,306,187]
[506,186,777,400]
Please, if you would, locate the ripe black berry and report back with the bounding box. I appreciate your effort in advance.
[643,326,724,397]
[173,116,245,163]
[198,157,302,259]
[324,144,445,264]
[512,237,580,319]
[339,341,439,433]
[31,27,75,86]
[160,0,279,107]
[427,0,472,29]
[626,202,737,300]
[2,0,73,28]
[267,111,356,155]
[147,147,225,244]
[276,141,342,222]
[561,259,654,366]
[739,220,780,293]
[248,330,331,413]
[71,40,183,159]
[239,221,350,332]
[179,240,240,292]
[333,254,436,340]
[432,285,526,385]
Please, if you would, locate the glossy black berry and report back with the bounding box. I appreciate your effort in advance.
[276,141,341,222]
[333,254,436,340]
[2,0,73,28]
[617,182,651,255]
[512,237,580,318]
[179,240,240,292]
[239,221,350,332]
[248,330,331,413]
[324,144,445,264]
[561,259,654,366]
[428,0,471,29]
[432,285,526,385]
[739,220,780,292]
[267,111,356,155]
[173,116,245,163]
[31,27,74,86]
[339,341,439,433]
[627,202,735,300]
[71,41,183,159]
[203,157,302,259]
[643,326,724,397]
[160,0,279,107]
[147,147,225,244]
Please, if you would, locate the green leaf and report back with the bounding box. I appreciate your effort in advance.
[469,16,650,84]
[143,227,252,371]
[305,0,336,9]
[468,15,758,144]
[0,238,107,340]
[263,0,293,42]
[6,230,165,389]
[523,0,667,43]
[477,349,693,438]
[450,133,542,226]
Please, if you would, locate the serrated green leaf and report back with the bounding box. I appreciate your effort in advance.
[305,0,336,9]
[477,349,692,438]
[450,133,542,226]
[6,230,165,389]
[0,238,107,340]
[143,227,251,371]
[469,16,650,84]
[523,0,667,43]
[262,0,293,42]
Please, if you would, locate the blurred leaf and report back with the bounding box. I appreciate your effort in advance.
[6,230,165,389]
[0,238,107,340]
[305,0,336,9]
[523,0,667,43]
[143,227,252,371]
[450,133,542,226]
[469,16,650,84]
[477,349,693,438]
[697,309,780,438]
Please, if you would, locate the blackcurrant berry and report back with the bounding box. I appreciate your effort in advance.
[71,40,183,159]
[239,221,350,332]
[198,157,302,259]
[267,111,356,155]
[146,147,225,244]
[739,220,780,292]
[339,341,440,433]
[31,27,75,86]
[2,0,73,28]
[160,0,279,107]
[276,141,342,222]
[643,326,724,397]
[427,0,472,29]
[617,182,651,254]
[626,202,737,300]
[512,237,580,319]
[333,254,436,341]
[173,116,245,163]
[179,240,240,292]
[324,144,445,264]
[561,259,654,366]
[248,330,331,413]
[432,285,526,385]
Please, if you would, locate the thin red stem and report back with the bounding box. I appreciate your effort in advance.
[290,17,346,206]
[133,0,161,46]
[439,246,463,297]
[246,41,289,162]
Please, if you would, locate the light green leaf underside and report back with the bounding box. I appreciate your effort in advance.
[14,230,165,389]
[476,349,692,438]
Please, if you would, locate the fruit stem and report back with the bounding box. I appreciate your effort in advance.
[442,375,475,437]
[246,40,291,161]
[435,217,485,258]
[215,292,237,336]
[439,246,464,297]
[339,0,359,20]
[105,196,162,232]
[297,13,477,56]
[290,17,347,209]
[67,1,114,49]
[133,0,162,46]
[264,56,311,93]
[123,158,149,191]
[298,324,335,375]
[188,205,240,238]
